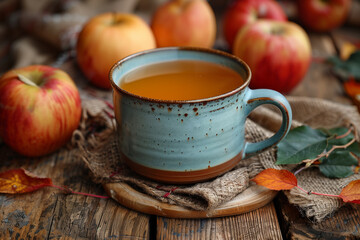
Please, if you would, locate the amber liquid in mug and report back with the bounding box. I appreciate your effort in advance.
[120,60,244,101]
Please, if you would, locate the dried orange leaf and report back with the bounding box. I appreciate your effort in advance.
[0,168,52,194]
[343,77,360,98]
[343,77,360,112]
[251,169,297,190]
[339,179,360,204]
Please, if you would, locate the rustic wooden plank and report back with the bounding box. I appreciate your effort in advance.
[0,145,150,239]
[290,32,351,105]
[275,192,360,240]
[156,202,283,240]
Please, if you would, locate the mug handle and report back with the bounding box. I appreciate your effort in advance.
[243,89,292,159]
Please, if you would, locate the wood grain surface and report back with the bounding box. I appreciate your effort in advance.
[156,202,283,240]
[0,148,150,239]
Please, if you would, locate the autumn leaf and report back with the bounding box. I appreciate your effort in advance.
[339,179,360,204]
[251,169,297,190]
[0,168,52,194]
[343,77,360,111]
[0,168,109,199]
[252,169,360,204]
[343,77,360,98]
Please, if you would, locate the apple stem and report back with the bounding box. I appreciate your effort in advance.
[112,12,116,24]
[17,74,38,87]
[111,12,124,25]
[271,28,285,35]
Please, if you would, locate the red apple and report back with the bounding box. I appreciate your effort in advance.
[77,13,156,89]
[297,0,351,32]
[223,0,287,49]
[232,20,311,93]
[0,65,82,157]
[151,0,216,48]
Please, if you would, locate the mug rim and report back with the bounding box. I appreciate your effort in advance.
[109,47,252,104]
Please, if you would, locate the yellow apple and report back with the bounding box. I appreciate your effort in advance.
[151,0,216,48]
[76,13,156,89]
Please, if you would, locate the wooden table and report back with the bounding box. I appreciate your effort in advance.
[1,24,359,240]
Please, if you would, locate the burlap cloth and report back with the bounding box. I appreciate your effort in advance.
[75,96,360,222]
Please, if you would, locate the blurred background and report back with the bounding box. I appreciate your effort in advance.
[0,0,359,94]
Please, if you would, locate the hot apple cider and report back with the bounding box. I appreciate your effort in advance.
[120,60,244,101]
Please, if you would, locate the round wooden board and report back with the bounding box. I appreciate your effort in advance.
[103,182,278,218]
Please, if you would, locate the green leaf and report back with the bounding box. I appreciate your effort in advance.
[327,50,360,80]
[276,126,328,165]
[319,150,359,178]
[322,127,360,155]
[276,125,360,178]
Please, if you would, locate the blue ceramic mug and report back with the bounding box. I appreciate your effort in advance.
[110,47,292,184]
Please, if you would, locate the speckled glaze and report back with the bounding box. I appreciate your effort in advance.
[110,47,292,184]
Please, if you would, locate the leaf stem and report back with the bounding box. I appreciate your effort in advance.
[294,162,323,175]
[325,137,356,158]
[294,166,308,176]
[335,126,352,139]
[103,109,115,119]
[103,100,114,110]
[302,123,357,166]
[51,185,109,199]
[296,185,340,198]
